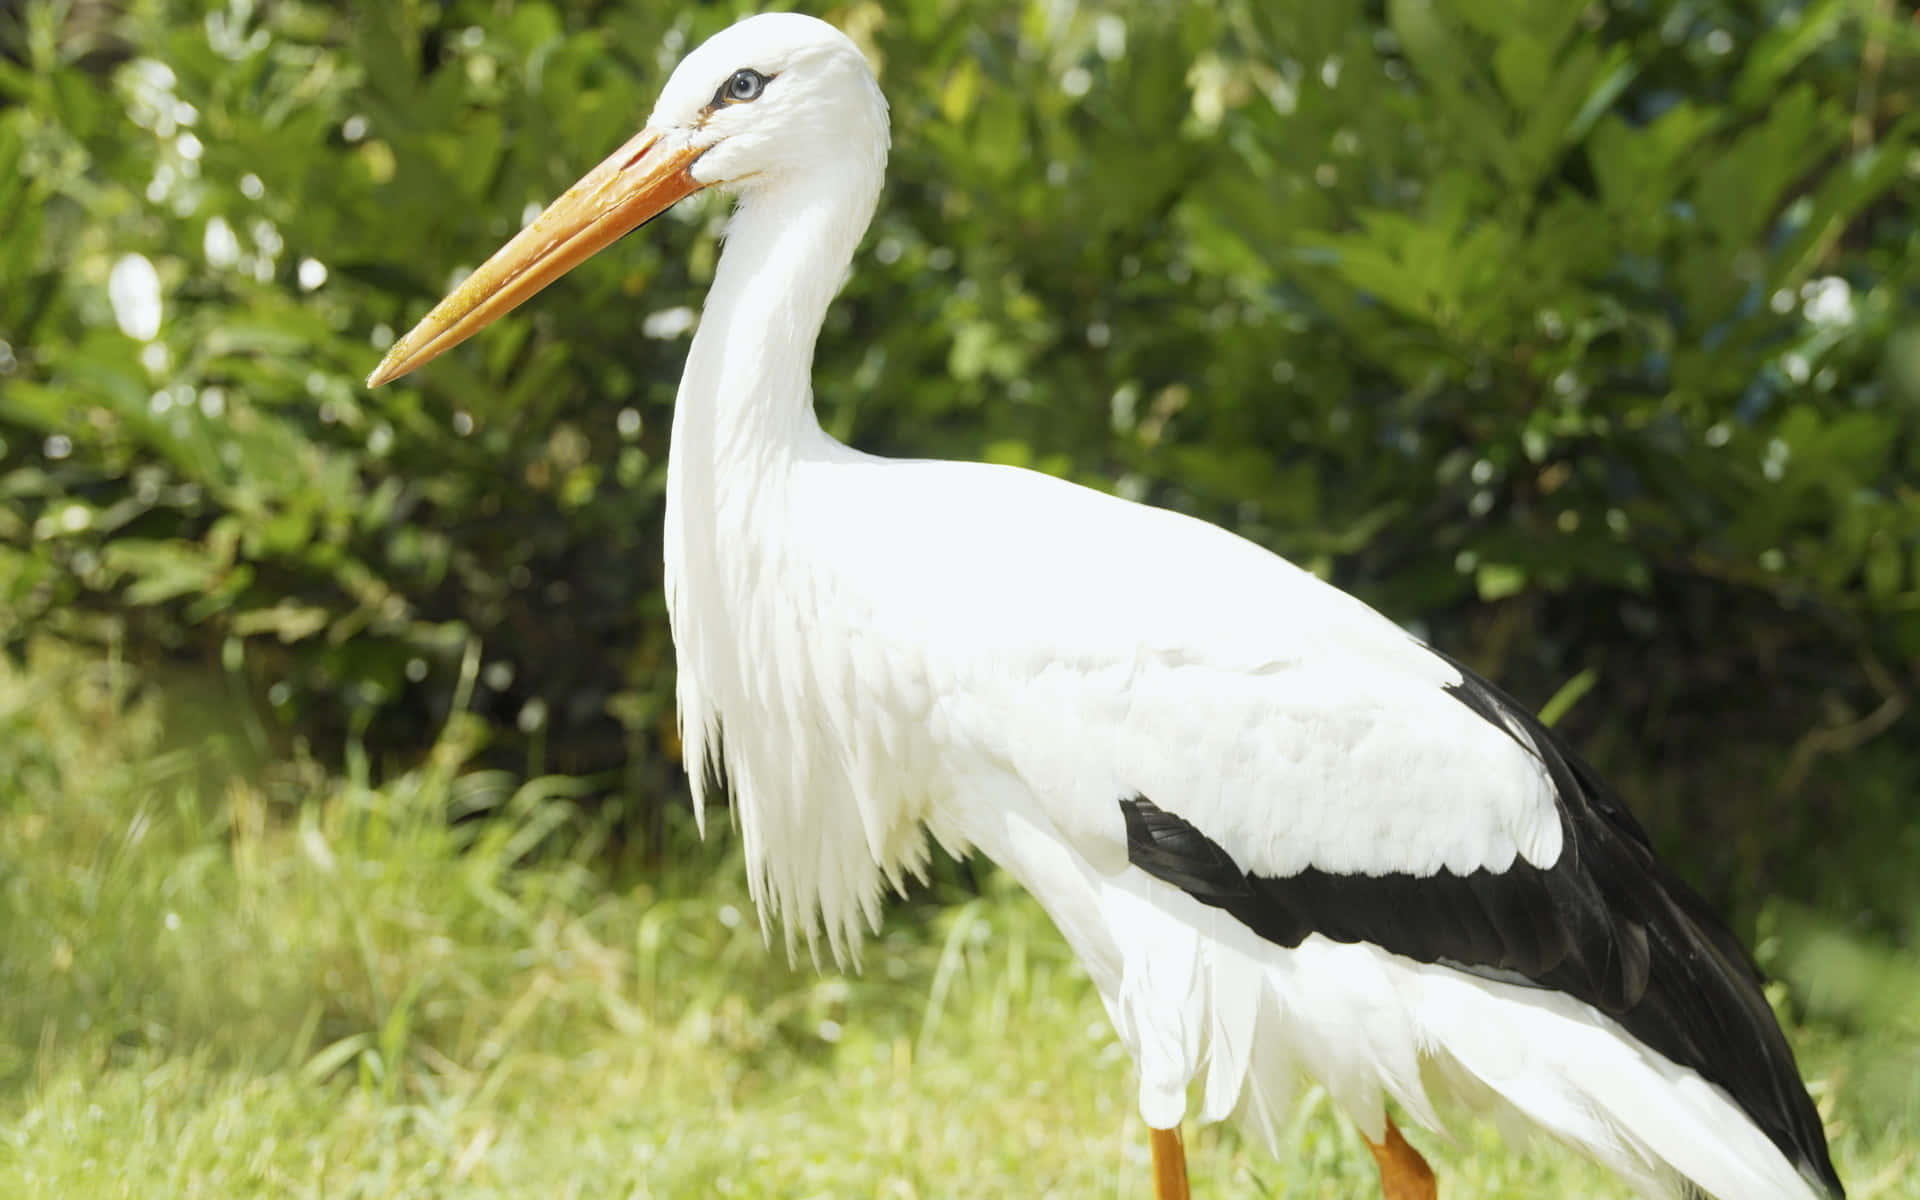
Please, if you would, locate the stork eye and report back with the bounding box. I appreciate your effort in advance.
[717,68,768,106]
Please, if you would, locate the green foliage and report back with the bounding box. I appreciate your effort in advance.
[2,0,1918,911]
[6,8,1918,1189]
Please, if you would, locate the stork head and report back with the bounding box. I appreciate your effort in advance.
[367,13,887,387]
[651,13,889,193]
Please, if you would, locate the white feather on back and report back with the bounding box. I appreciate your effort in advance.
[727,454,1563,945]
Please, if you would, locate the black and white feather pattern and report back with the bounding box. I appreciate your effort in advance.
[1121,652,1841,1199]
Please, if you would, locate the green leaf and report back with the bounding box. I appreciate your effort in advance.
[102,539,224,607]
[1475,562,1528,602]
[1537,667,1598,729]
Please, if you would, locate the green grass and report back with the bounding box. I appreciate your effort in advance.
[0,641,1913,1199]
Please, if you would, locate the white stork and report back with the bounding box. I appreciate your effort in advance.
[367,14,1844,1200]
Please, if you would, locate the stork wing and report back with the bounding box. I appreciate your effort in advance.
[804,456,1834,1192]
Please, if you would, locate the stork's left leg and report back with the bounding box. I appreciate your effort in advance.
[1365,1117,1437,1200]
[1149,1124,1190,1200]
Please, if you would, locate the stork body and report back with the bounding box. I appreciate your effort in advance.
[369,15,1844,1200]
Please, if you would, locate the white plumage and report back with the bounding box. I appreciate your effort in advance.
[367,14,1843,1200]
[680,452,1566,946]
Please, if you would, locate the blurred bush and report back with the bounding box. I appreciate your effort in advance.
[3,0,1918,917]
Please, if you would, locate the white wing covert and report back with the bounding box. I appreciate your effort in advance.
[797,458,1836,1200]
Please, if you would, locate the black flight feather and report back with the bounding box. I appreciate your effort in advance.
[1118,650,1842,1198]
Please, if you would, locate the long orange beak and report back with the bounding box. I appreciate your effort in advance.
[366,127,705,387]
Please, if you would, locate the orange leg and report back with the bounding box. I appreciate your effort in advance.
[1365,1117,1437,1200]
[1150,1124,1190,1200]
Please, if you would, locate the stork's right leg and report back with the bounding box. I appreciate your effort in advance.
[1365,1117,1437,1200]
[1149,1124,1190,1200]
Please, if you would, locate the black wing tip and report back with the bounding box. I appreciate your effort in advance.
[1430,651,1846,1197]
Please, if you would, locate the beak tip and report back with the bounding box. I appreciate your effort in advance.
[366,353,405,389]
[362,125,693,394]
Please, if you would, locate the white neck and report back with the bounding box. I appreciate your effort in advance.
[655,56,906,958]
[663,164,881,877]
[670,170,879,475]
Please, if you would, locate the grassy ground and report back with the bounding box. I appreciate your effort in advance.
[0,641,1914,1199]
